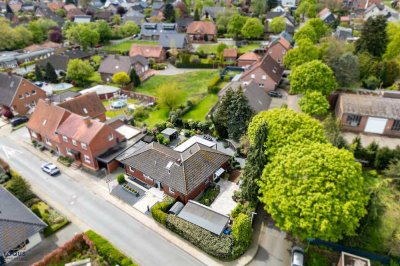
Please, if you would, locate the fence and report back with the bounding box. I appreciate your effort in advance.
[308,238,400,265]
[121,90,156,103]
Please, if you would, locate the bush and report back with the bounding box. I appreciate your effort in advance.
[231,203,244,219]
[151,197,175,225]
[198,184,220,206]
[232,213,253,257]
[5,174,34,202]
[166,215,234,259]
[152,63,167,70]
[85,230,138,266]
[25,197,41,208]
[362,75,380,90]
[207,75,221,94]
[117,174,126,185]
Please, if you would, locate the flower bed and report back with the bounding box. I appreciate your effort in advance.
[57,156,74,167]
[198,184,220,206]
[122,183,139,197]
[31,201,70,237]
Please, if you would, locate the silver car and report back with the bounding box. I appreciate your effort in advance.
[291,246,304,266]
[41,163,60,176]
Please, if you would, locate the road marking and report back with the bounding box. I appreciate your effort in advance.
[1,145,23,159]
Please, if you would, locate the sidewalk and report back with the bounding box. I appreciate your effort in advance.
[18,139,261,266]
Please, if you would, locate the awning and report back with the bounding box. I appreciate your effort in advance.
[214,168,225,178]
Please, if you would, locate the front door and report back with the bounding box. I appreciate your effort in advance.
[156,181,161,190]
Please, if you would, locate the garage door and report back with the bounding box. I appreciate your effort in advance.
[364,117,388,134]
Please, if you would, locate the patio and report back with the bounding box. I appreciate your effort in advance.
[210,179,239,216]
[111,181,146,206]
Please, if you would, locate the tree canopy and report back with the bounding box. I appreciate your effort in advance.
[158,83,184,110]
[330,52,360,87]
[164,3,176,22]
[227,14,247,38]
[283,38,319,69]
[241,18,264,39]
[65,23,100,50]
[298,91,330,116]
[66,59,94,86]
[355,15,388,57]
[247,108,327,157]
[289,60,337,95]
[259,142,368,242]
[250,0,267,15]
[295,0,317,21]
[294,24,317,43]
[112,72,131,85]
[384,22,400,60]
[269,17,286,34]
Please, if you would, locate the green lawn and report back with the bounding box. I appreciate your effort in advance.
[238,42,261,54]
[196,42,261,54]
[183,94,219,121]
[102,40,159,53]
[143,108,170,127]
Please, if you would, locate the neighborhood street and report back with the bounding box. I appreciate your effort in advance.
[0,129,204,266]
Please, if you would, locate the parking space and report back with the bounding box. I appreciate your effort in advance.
[210,179,239,216]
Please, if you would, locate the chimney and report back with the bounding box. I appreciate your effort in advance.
[83,116,92,126]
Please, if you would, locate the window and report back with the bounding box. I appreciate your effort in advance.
[66,148,72,155]
[84,155,91,163]
[31,131,37,138]
[259,83,265,87]
[169,187,175,194]
[45,138,52,145]
[62,135,68,142]
[204,178,209,184]
[25,92,30,97]
[19,94,23,99]
[83,108,88,114]
[81,143,87,150]
[392,120,400,131]
[72,140,77,146]
[129,166,134,172]
[262,75,266,80]
[346,114,362,127]
[42,120,47,126]
[108,134,114,141]
[251,74,255,78]
[32,90,36,95]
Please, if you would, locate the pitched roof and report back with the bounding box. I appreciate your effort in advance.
[318,7,333,20]
[237,52,260,62]
[0,186,47,255]
[47,2,64,11]
[63,50,92,59]
[37,54,69,72]
[95,10,113,20]
[67,7,85,19]
[241,55,284,83]
[223,48,238,58]
[338,94,400,119]
[57,92,106,119]
[35,6,65,25]
[131,54,149,66]
[24,41,62,52]
[269,36,292,50]
[202,6,225,17]
[243,81,271,113]
[50,91,81,103]
[64,3,77,11]
[0,73,22,107]
[121,142,230,194]
[27,99,71,142]
[99,54,132,74]
[140,23,177,37]
[129,44,164,58]
[159,33,187,49]
[187,21,217,35]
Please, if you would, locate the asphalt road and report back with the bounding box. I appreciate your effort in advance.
[0,133,203,266]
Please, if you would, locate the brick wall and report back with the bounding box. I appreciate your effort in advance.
[11,79,46,115]
[241,67,277,92]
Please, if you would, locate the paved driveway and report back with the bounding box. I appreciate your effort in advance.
[343,131,400,149]
[210,179,239,216]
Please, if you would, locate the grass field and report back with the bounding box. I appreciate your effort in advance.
[238,42,261,53]
[196,42,261,54]
[183,94,218,121]
[143,108,170,127]
[102,40,159,53]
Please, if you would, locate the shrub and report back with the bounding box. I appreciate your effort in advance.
[85,230,138,266]
[151,197,175,225]
[207,75,221,94]
[5,174,34,202]
[232,213,253,257]
[166,215,234,259]
[231,203,244,219]
[198,184,220,206]
[25,197,41,208]
[117,174,126,185]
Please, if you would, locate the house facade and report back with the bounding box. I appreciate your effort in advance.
[120,142,230,203]
[336,93,400,137]
[267,37,292,66]
[0,73,46,115]
[131,55,149,78]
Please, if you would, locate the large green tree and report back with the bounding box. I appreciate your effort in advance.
[241,18,264,39]
[45,62,58,83]
[259,142,368,242]
[112,72,131,86]
[158,83,184,110]
[283,38,319,69]
[330,52,360,87]
[227,14,247,38]
[66,59,94,86]
[66,23,100,50]
[95,20,112,43]
[355,15,388,57]
[164,3,176,22]
[250,0,267,15]
[294,24,317,43]
[35,64,43,81]
[384,22,400,60]
[305,18,329,40]
[269,17,286,34]
[241,122,268,202]
[295,0,317,21]
[298,91,330,116]
[248,108,327,157]
[289,60,337,95]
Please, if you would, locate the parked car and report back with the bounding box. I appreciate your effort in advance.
[10,116,28,127]
[34,81,43,87]
[41,163,60,176]
[203,135,213,141]
[291,246,304,266]
[267,91,283,98]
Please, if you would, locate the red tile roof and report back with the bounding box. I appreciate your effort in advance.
[129,45,164,59]
[237,52,260,62]
[223,48,238,58]
[57,92,106,120]
[47,2,64,11]
[23,41,62,52]
[187,21,217,35]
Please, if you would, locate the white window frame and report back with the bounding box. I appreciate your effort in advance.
[84,155,91,164]
[81,143,87,150]
[19,94,24,99]
[72,140,77,146]
[129,166,135,172]
[45,138,52,146]
[168,187,175,194]
[250,74,255,78]
[66,148,72,155]
[262,75,266,80]
[63,135,68,143]
[108,134,114,141]
[25,92,30,97]
[32,90,36,95]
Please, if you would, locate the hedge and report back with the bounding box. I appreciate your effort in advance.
[166,215,234,259]
[151,197,175,225]
[175,62,215,68]
[85,230,138,266]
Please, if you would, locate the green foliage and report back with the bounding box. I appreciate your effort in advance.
[0,18,33,50]
[156,133,170,145]
[117,174,126,185]
[383,159,400,178]
[322,114,346,148]
[112,72,131,85]
[305,18,329,41]
[5,173,34,202]
[157,83,184,110]
[250,0,267,15]
[86,230,138,266]
[112,14,122,25]
[28,19,58,43]
[35,64,43,81]
[384,22,400,60]
[45,62,58,83]
[194,8,200,21]
[269,16,286,34]
[207,74,221,94]
[96,20,112,43]
[227,14,247,38]
[356,15,388,57]
[232,213,253,257]
[329,52,360,87]
[294,24,317,43]
[307,250,330,266]
[90,55,102,70]
[284,38,319,69]
[198,184,220,206]
[166,215,234,259]
[130,68,141,87]
[362,75,380,90]
[247,108,327,157]
[241,18,264,39]
[289,60,337,95]
[295,0,317,21]
[151,197,175,225]
[298,91,329,116]
[164,3,176,22]
[66,59,95,87]
[259,142,368,241]
[65,23,100,50]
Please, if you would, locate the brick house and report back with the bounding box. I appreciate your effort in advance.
[240,55,284,92]
[98,55,133,83]
[129,45,166,63]
[120,142,231,203]
[57,92,107,122]
[27,99,125,172]
[223,48,238,62]
[237,52,260,67]
[336,94,400,137]
[267,37,292,66]
[186,21,217,42]
[0,73,46,116]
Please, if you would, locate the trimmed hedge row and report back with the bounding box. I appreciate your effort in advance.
[166,215,234,259]
[175,62,215,68]
[151,197,175,225]
[85,230,138,266]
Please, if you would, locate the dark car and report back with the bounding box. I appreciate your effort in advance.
[10,116,28,127]
[203,134,213,141]
[268,91,283,98]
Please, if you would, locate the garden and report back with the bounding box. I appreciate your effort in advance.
[195,42,261,55]
[102,40,159,54]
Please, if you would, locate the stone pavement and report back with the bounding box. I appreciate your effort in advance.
[17,138,262,266]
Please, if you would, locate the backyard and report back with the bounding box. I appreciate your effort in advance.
[196,42,261,54]
[103,98,137,118]
[102,40,159,53]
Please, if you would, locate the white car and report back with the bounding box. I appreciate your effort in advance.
[291,246,304,266]
[41,163,60,176]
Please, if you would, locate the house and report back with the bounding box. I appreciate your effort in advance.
[0,186,47,265]
[50,91,81,103]
[140,23,178,40]
[281,0,297,7]
[159,33,188,49]
[318,8,336,24]
[272,5,285,12]
[337,252,370,266]
[57,92,107,122]
[223,48,238,62]
[267,36,292,65]
[131,1,148,12]
[79,85,120,99]
[34,6,64,26]
[129,44,166,62]
[240,55,284,92]
[66,7,85,20]
[63,50,92,60]
[176,17,194,32]
[63,3,77,12]
[47,2,64,11]
[364,3,399,21]
[186,21,217,42]
[202,6,225,19]
[335,26,353,41]
[73,15,92,23]
[120,141,231,203]
[123,9,145,25]
[237,52,260,67]
[94,10,113,22]
[98,55,133,82]
[279,31,294,44]
[0,2,7,13]
[8,2,21,13]
[0,73,46,115]
[130,55,149,78]
[351,0,382,13]
[336,93,400,137]
[161,127,178,140]
[265,12,295,34]
[37,54,69,75]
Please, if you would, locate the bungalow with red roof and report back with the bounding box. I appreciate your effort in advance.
[186,21,217,42]
[237,52,260,67]
[129,44,166,63]
[223,48,238,62]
